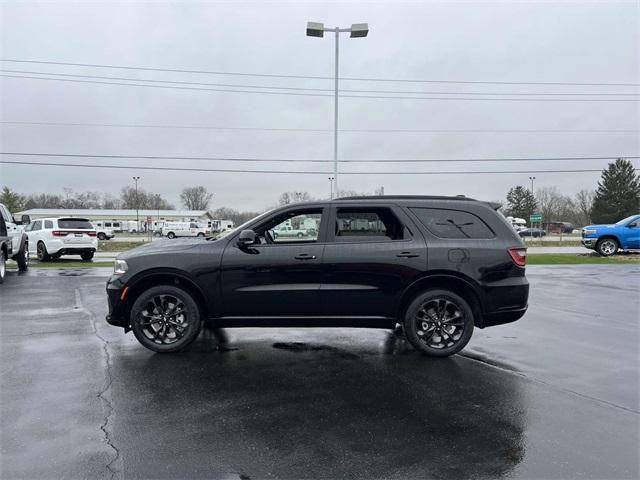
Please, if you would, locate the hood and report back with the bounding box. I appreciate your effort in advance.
[583,224,617,230]
[117,237,205,259]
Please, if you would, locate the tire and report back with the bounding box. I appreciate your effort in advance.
[297,232,304,238]
[130,285,203,353]
[37,242,50,261]
[596,237,619,257]
[197,232,205,238]
[97,232,106,240]
[16,242,29,271]
[0,250,6,284]
[167,232,175,239]
[403,289,474,357]
[81,251,94,261]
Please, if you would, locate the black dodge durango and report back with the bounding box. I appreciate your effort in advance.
[106,196,529,357]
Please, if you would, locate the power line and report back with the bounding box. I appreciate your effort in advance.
[0,159,624,175]
[3,74,638,102]
[1,152,637,163]
[2,120,637,134]
[2,58,639,87]
[3,69,638,97]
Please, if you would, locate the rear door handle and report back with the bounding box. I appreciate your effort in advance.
[295,253,317,260]
[397,251,419,258]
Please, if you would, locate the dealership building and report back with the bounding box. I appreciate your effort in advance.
[16,208,214,230]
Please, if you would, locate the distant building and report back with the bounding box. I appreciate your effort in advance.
[17,208,213,231]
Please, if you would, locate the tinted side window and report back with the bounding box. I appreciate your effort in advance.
[335,208,405,241]
[32,220,42,231]
[44,220,53,229]
[411,208,494,239]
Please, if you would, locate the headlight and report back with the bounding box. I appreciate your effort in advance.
[583,229,597,235]
[114,259,128,275]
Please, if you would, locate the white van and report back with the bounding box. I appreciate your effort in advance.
[161,222,207,239]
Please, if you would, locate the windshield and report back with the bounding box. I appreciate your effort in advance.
[208,208,275,240]
[615,215,640,226]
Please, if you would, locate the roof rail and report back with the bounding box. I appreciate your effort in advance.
[333,195,476,201]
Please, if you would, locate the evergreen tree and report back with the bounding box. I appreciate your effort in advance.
[506,186,537,220]
[0,186,25,212]
[591,158,640,224]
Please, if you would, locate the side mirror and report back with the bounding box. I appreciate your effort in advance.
[628,222,637,228]
[237,229,257,247]
[13,214,30,225]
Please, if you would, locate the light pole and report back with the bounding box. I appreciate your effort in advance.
[528,176,536,195]
[328,176,335,199]
[307,21,369,198]
[132,176,140,231]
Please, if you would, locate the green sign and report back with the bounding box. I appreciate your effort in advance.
[529,214,542,222]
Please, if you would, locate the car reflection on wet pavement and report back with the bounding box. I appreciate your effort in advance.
[0,266,638,479]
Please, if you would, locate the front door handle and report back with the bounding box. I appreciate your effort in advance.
[397,251,419,258]
[295,253,317,260]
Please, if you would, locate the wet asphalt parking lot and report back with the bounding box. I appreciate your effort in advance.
[1,265,639,479]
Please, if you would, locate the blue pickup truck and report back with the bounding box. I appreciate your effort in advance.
[581,214,640,256]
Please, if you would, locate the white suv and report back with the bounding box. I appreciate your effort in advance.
[25,217,98,261]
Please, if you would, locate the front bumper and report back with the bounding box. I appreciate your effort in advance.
[581,238,596,249]
[106,277,129,329]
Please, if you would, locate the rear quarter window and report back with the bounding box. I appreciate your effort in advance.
[411,208,495,239]
[57,219,94,229]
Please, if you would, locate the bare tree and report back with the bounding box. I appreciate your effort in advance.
[180,186,213,210]
[278,191,312,205]
[535,187,564,221]
[210,207,260,225]
[121,186,173,209]
[573,190,595,227]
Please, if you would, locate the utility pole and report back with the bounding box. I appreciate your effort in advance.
[132,176,140,231]
[307,22,369,198]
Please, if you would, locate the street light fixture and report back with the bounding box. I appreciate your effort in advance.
[328,176,335,199]
[307,21,369,198]
[529,176,536,194]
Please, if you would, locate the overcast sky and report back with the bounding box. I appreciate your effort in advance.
[1,0,638,211]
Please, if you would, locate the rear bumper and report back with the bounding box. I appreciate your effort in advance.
[482,305,528,327]
[479,277,529,328]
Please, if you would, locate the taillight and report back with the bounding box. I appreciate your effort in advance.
[508,247,527,267]
[88,231,97,237]
[52,230,69,237]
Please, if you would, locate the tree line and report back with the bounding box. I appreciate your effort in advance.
[504,158,639,226]
[2,160,637,228]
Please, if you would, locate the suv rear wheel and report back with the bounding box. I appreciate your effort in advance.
[403,289,474,357]
[36,242,50,261]
[130,285,203,353]
[596,237,618,256]
[81,251,94,261]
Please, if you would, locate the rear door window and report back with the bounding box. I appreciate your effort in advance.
[411,208,494,239]
[57,219,93,229]
[44,220,53,229]
[334,208,405,242]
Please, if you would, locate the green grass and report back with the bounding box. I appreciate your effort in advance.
[522,240,582,247]
[528,253,640,265]
[29,260,115,268]
[98,240,146,252]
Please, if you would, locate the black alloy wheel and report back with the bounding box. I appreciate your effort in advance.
[403,289,474,357]
[130,285,202,353]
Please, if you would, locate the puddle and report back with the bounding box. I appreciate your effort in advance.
[272,342,360,359]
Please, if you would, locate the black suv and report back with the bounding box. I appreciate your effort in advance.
[106,196,529,357]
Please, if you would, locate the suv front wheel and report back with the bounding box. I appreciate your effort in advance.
[130,285,203,353]
[403,289,474,357]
